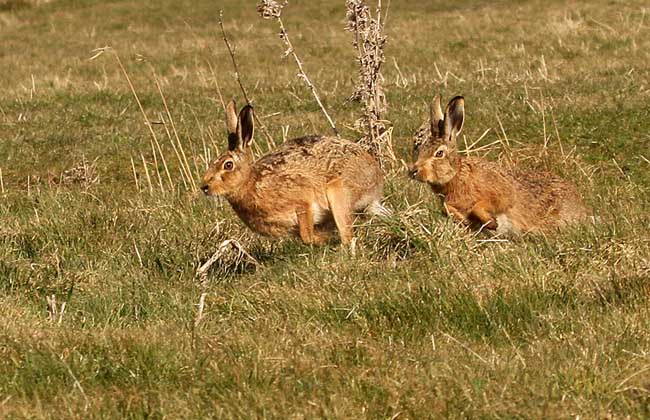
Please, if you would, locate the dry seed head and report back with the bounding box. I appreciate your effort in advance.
[345,0,368,33]
[256,0,286,19]
[345,0,387,108]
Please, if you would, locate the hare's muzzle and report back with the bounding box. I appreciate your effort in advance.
[408,167,419,179]
[200,184,210,195]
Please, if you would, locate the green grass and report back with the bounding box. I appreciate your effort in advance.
[2,0,650,417]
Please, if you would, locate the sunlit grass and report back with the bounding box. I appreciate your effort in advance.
[1,0,650,417]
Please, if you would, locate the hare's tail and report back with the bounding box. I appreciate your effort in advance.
[366,200,392,217]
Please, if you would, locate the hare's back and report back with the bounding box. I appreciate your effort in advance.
[515,170,577,200]
[514,170,587,222]
[256,135,380,180]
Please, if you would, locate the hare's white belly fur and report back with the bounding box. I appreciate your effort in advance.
[495,213,521,236]
[311,201,329,225]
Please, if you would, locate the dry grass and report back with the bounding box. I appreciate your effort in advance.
[1,0,650,418]
[0,0,52,11]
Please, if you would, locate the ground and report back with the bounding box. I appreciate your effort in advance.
[1,0,650,417]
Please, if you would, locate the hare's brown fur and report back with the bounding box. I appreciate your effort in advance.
[201,102,385,245]
[409,95,588,235]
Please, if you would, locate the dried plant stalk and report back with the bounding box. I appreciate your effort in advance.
[218,12,277,151]
[140,153,153,194]
[257,1,339,137]
[346,0,394,167]
[89,47,190,192]
[194,292,207,327]
[112,49,167,192]
[0,167,5,194]
[151,72,195,190]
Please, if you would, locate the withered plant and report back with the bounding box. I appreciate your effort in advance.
[346,0,395,168]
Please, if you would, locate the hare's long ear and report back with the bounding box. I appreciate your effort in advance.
[430,94,444,137]
[236,105,255,150]
[226,100,238,133]
[444,96,464,144]
[226,100,239,151]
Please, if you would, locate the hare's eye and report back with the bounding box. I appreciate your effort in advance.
[435,149,445,158]
[223,161,234,171]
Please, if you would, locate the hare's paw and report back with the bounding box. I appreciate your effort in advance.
[311,229,333,246]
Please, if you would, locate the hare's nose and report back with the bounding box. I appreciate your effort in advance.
[409,167,418,179]
[200,184,209,195]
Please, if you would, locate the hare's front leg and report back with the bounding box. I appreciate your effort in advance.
[444,203,470,226]
[326,179,353,245]
[297,204,328,245]
[470,200,497,230]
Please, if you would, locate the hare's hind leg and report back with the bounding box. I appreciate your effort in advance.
[326,179,353,245]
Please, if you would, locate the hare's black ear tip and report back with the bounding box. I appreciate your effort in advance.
[240,104,254,118]
[448,96,465,109]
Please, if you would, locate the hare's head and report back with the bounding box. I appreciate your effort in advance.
[201,101,255,197]
[409,95,464,187]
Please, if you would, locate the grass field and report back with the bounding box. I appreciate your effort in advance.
[2,0,650,417]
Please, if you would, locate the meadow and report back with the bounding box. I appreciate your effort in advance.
[1,0,650,417]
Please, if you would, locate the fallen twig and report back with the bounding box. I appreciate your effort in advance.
[195,239,259,283]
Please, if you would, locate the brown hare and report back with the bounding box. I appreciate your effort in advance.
[201,101,388,245]
[409,94,589,235]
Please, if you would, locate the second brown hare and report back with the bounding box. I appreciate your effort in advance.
[409,94,589,235]
[201,101,388,245]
